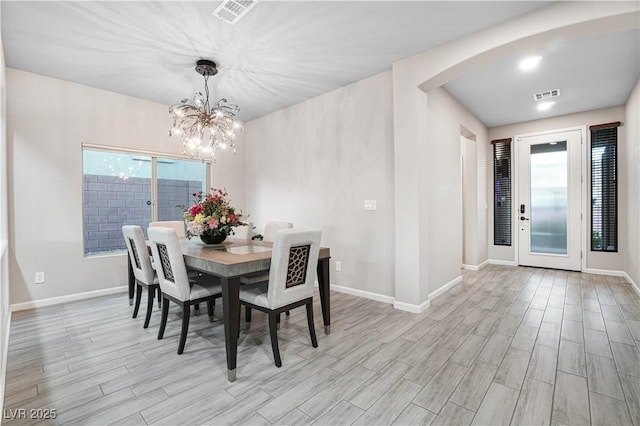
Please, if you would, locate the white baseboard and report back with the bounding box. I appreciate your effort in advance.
[10,286,127,312]
[585,268,626,277]
[429,275,462,300]
[489,259,517,266]
[623,272,640,297]
[393,298,431,314]
[584,269,640,296]
[0,310,11,416]
[462,260,489,271]
[329,283,395,305]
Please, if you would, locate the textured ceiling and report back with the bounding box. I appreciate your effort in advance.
[0,0,638,125]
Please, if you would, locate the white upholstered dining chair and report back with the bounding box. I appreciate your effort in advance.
[231,222,253,241]
[263,221,293,242]
[240,228,322,367]
[147,226,223,354]
[239,221,293,286]
[123,225,159,329]
[149,221,186,238]
[150,220,205,313]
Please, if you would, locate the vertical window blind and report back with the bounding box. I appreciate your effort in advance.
[493,139,512,246]
[590,122,620,252]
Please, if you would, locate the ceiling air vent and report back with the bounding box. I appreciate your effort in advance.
[533,89,560,101]
[213,0,259,24]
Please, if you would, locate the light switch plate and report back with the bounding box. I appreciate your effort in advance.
[364,200,377,211]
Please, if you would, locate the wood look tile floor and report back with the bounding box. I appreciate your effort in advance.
[4,265,640,425]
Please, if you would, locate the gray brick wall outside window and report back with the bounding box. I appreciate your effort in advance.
[83,174,202,255]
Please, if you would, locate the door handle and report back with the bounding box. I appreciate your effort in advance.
[520,216,529,221]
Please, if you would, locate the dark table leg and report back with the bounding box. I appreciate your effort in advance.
[221,276,241,382]
[128,256,135,306]
[317,257,331,334]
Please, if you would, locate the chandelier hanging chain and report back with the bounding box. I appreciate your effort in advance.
[169,59,242,161]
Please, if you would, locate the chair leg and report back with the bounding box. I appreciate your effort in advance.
[158,297,169,340]
[157,287,162,309]
[286,310,290,316]
[207,299,214,323]
[143,285,155,329]
[132,283,142,319]
[276,312,281,330]
[194,303,200,316]
[178,302,190,355]
[245,306,252,329]
[268,312,282,367]
[306,302,318,348]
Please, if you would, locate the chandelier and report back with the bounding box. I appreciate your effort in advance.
[169,59,242,161]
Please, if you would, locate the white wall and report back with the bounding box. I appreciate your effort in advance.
[244,71,395,299]
[425,87,488,292]
[489,106,627,272]
[0,7,10,411]
[462,135,478,267]
[6,69,245,305]
[625,80,639,288]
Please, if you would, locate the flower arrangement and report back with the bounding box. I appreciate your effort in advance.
[178,188,247,243]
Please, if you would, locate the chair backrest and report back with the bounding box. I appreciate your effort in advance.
[232,222,253,241]
[263,221,293,242]
[149,221,186,239]
[147,227,192,301]
[122,225,156,285]
[266,228,322,309]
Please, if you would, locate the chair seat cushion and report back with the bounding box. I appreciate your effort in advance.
[239,282,269,308]
[190,281,222,301]
[139,274,159,286]
[189,274,222,301]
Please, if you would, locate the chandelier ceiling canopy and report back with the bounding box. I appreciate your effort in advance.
[169,59,242,161]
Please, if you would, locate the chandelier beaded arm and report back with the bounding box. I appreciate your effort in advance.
[169,60,243,161]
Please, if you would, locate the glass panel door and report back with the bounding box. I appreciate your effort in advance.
[529,141,568,254]
[517,129,582,271]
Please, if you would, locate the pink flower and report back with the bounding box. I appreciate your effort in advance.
[229,213,236,223]
[209,218,219,229]
[189,204,204,216]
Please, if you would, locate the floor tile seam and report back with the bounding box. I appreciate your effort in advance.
[598,314,638,421]
[35,363,130,396]
[448,357,500,413]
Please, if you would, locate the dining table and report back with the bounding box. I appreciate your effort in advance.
[127,237,331,382]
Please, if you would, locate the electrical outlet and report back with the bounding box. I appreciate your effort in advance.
[364,200,377,211]
[35,272,45,284]
[335,261,342,272]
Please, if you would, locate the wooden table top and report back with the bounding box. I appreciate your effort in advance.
[180,237,330,277]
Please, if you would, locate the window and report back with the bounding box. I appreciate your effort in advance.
[590,122,620,252]
[493,139,512,246]
[83,147,209,256]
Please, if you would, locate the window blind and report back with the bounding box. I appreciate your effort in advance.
[493,139,512,246]
[590,123,619,252]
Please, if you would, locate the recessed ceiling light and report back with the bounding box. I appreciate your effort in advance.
[519,56,543,71]
[537,101,555,111]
